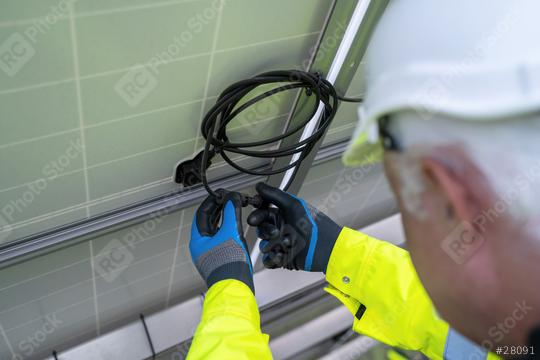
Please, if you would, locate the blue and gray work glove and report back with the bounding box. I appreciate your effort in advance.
[190,191,254,293]
[248,182,342,272]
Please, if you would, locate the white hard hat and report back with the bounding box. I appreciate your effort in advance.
[343,0,540,166]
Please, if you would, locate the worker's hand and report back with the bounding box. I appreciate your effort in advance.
[248,182,342,272]
[190,191,254,293]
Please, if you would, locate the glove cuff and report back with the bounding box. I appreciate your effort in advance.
[308,206,342,273]
[194,238,254,293]
[315,224,342,273]
[207,262,255,294]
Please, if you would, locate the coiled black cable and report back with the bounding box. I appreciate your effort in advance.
[198,69,362,203]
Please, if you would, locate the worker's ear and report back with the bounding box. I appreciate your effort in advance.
[420,149,493,223]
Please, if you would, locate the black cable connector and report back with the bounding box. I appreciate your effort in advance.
[174,149,214,187]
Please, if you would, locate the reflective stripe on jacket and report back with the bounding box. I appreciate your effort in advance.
[187,227,498,360]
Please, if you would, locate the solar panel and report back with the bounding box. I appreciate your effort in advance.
[0,0,332,245]
[0,0,337,357]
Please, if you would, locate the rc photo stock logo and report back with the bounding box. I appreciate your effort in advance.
[114,64,158,107]
[0,0,76,77]
[441,221,485,264]
[15,314,63,359]
[93,214,165,282]
[94,238,135,283]
[114,0,223,107]
[0,32,36,77]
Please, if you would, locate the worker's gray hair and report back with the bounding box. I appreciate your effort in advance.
[387,110,540,221]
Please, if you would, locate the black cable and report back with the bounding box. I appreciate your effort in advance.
[178,70,363,205]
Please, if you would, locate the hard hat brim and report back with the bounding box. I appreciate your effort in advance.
[343,62,540,166]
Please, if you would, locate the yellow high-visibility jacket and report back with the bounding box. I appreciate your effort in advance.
[187,227,497,359]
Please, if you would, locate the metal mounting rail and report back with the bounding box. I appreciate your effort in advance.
[0,141,349,268]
